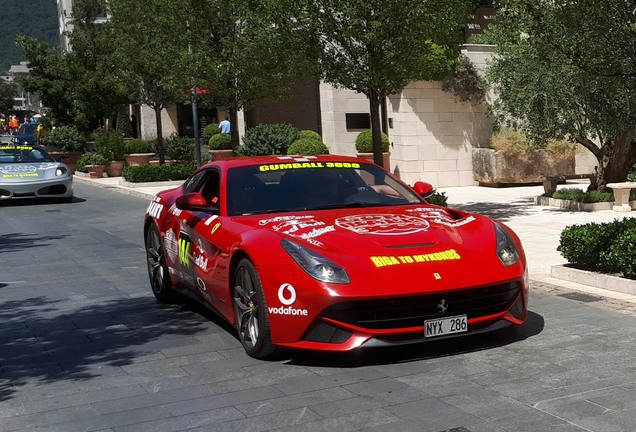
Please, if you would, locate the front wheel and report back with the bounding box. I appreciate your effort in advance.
[232,259,276,359]
[145,224,179,303]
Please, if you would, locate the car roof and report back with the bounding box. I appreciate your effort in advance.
[207,154,373,169]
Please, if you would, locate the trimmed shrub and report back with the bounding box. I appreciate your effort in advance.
[203,123,219,139]
[551,188,615,203]
[125,139,152,154]
[287,138,329,155]
[209,133,233,150]
[235,123,299,156]
[122,163,196,182]
[95,130,126,161]
[611,227,636,279]
[426,191,448,207]
[299,130,322,141]
[76,153,109,172]
[558,218,636,273]
[355,129,389,153]
[42,126,86,152]
[163,135,194,162]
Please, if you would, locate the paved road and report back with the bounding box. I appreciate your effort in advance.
[2,182,636,431]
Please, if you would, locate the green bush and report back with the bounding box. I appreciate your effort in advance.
[287,138,329,155]
[95,130,126,161]
[299,130,322,141]
[355,129,390,153]
[426,191,448,207]
[209,133,233,150]
[122,163,196,183]
[236,123,299,156]
[551,188,615,203]
[163,135,194,162]
[203,123,219,139]
[558,218,636,273]
[125,139,152,154]
[76,153,109,173]
[42,126,86,152]
[610,227,636,279]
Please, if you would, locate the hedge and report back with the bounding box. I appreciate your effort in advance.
[558,218,636,277]
[122,163,196,183]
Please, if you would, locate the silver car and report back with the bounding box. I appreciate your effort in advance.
[0,144,73,201]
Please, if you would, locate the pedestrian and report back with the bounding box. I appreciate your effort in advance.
[9,115,19,134]
[218,115,230,135]
[0,114,6,135]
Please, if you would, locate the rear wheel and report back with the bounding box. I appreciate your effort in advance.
[232,259,276,358]
[145,224,179,303]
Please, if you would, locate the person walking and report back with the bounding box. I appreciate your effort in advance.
[218,115,231,135]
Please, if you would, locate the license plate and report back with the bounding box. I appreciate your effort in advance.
[424,315,468,338]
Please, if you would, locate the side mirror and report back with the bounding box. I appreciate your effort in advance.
[412,181,434,198]
[175,192,214,212]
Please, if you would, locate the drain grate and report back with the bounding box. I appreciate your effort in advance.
[557,292,602,303]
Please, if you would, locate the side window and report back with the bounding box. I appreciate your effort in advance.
[183,171,207,194]
[197,169,221,206]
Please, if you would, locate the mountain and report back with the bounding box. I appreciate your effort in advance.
[0,0,59,74]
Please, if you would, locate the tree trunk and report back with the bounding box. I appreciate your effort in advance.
[368,90,384,168]
[587,132,636,191]
[154,106,165,165]
[229,107,240,149]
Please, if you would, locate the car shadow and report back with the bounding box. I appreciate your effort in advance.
[0,196,85,206]
[282,311,545,367]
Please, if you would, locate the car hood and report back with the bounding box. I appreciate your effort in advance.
[0,162,68,182]
[240,205,491,256]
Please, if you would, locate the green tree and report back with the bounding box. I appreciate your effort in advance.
[486,0,636,191]
[0,82,17,112]
[187,0,314,148]
[304,0,476,167]
[108,0,191,164]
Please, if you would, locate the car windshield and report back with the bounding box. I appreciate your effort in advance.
[17,124,37,135]
[0,146,54,164]
[226,161,423,216]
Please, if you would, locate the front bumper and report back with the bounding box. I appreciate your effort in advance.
[0,175,74,200]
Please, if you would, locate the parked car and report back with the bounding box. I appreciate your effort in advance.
[11,123,39,146]
[143,155,528,358]
[0,144,73,201]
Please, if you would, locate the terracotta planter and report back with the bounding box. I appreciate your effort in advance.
[356,152,390,170]
[86,164,105,179]
[209,149,234,161]
[149,159,177,166]
[48,151,83,174]
[125,153,155,166]
[106,160,126,177]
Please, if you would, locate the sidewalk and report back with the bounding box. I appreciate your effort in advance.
[76,175,636,301]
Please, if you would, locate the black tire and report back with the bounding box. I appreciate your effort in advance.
[145,224,179,303]
[232,259,276,359]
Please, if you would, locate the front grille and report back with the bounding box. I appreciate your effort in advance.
[38,185,67,195]
[321,282,521,330]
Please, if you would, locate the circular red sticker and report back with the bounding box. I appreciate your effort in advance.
[335,214,430,235]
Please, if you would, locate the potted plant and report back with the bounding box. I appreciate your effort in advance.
[209,133,234,161]
[355,129,390,168]
[287,138,330,155]
[76,153,109,178]
[124,139,155,166]
[41,126,87,174]
[95,130,127,177]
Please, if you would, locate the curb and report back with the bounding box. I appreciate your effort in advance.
[551,264,636,295]
[119,179,184,188]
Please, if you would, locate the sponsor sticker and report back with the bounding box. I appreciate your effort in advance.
[268,283,308,316]
[146,196,164,219]
[258,161,361,172]
[370,249,462,268]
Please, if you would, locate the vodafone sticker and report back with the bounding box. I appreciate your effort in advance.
[269,283,308,316]
[335,214,430,236]
[278,283,297,305]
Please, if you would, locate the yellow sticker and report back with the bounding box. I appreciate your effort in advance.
[370,249,461,268]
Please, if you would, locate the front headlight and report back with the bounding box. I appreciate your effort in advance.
[494,223,520,266]
[55,166,67,176]
[281,239,350,284]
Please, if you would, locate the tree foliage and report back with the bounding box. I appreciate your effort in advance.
[304,0,476,166]
[486,0,636,191]
[186,0,313,148]
[0,82,17,112]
